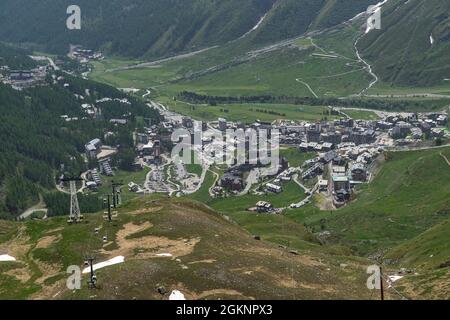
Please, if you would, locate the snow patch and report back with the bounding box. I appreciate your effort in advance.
[155,253,173,257]
[239,14,268,39]
[0,254,16,262]
[82,256,125,274]
[430,34,434,45]
[387,275,404,288]
[169,290,186,300]
[119,88,140,93]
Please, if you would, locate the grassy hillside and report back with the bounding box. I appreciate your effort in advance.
[383,218,450,300]
[0,197,374,300]
[385,219,450,270]
[359,0,450,87]
[288,147,450,256]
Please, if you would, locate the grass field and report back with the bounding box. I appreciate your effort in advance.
[386,217,450,300]
[287,147,450,256]
[386,218,450,270]
[166,100,340,123]
[367,83,450,96]
[280,148,316,167]
[343,109,380,120]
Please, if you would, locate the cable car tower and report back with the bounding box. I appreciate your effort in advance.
[111,180,124,208]
[61,174,84,224]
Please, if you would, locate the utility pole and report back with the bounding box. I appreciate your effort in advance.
[86,256,97,289]
[380,265,385,301]
[103,194,112,222]
[111,181,123,208]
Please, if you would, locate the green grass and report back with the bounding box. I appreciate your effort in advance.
[226,211,319,250]
[186,164,202,176]
[184,167,315,252]
[93,168,150,203]
[367,82,450,96]
[386,218,450,270]
[280,148,316,167]
[187,170,216,204]
[88,20,450,110]
[343,109,380,120]
[167,101,339,123]
[291,147,450,256]
[208,180,306,213]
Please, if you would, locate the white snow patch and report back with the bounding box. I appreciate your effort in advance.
[0,254,16,262]
[155,253,173,257]
[239,14,268,39]
[119,88,140,94]
[430,34,434,45]
[169,290,186,300]
[387,275,404,288]
[82,256,125,274]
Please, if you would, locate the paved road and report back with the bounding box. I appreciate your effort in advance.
[440,152,450,167]
[107,46,218,72]
[237,169,260,196]
[388,143,450,153]
[19,195,47,220]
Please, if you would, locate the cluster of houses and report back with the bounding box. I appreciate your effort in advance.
[380,112,449,141]
[84,138,117,180]
[1,66,48,90]
[298,142,383,206]
[156,105,448,208]
[70,47,103,64]
[135,128,162,167]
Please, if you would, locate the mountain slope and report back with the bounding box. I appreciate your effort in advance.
[0,0,275,58]
[358,0,450,86]
[384,218,450,300]
[0,0,379,59]
[301,147,450,256]
[0,197,374,300]
[386,218,450,270]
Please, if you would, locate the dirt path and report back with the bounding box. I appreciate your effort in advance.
[107,46,219,72]
[354,35,378,96]
[19,195,47,220]
[440,152,450,167]
[295,78,318,98]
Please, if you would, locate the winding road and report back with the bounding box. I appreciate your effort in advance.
[19,195,47,220]
[295,78,318,98]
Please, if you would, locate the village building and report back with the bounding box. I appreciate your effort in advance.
[266,183,282,193]
[256,201,274,213]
